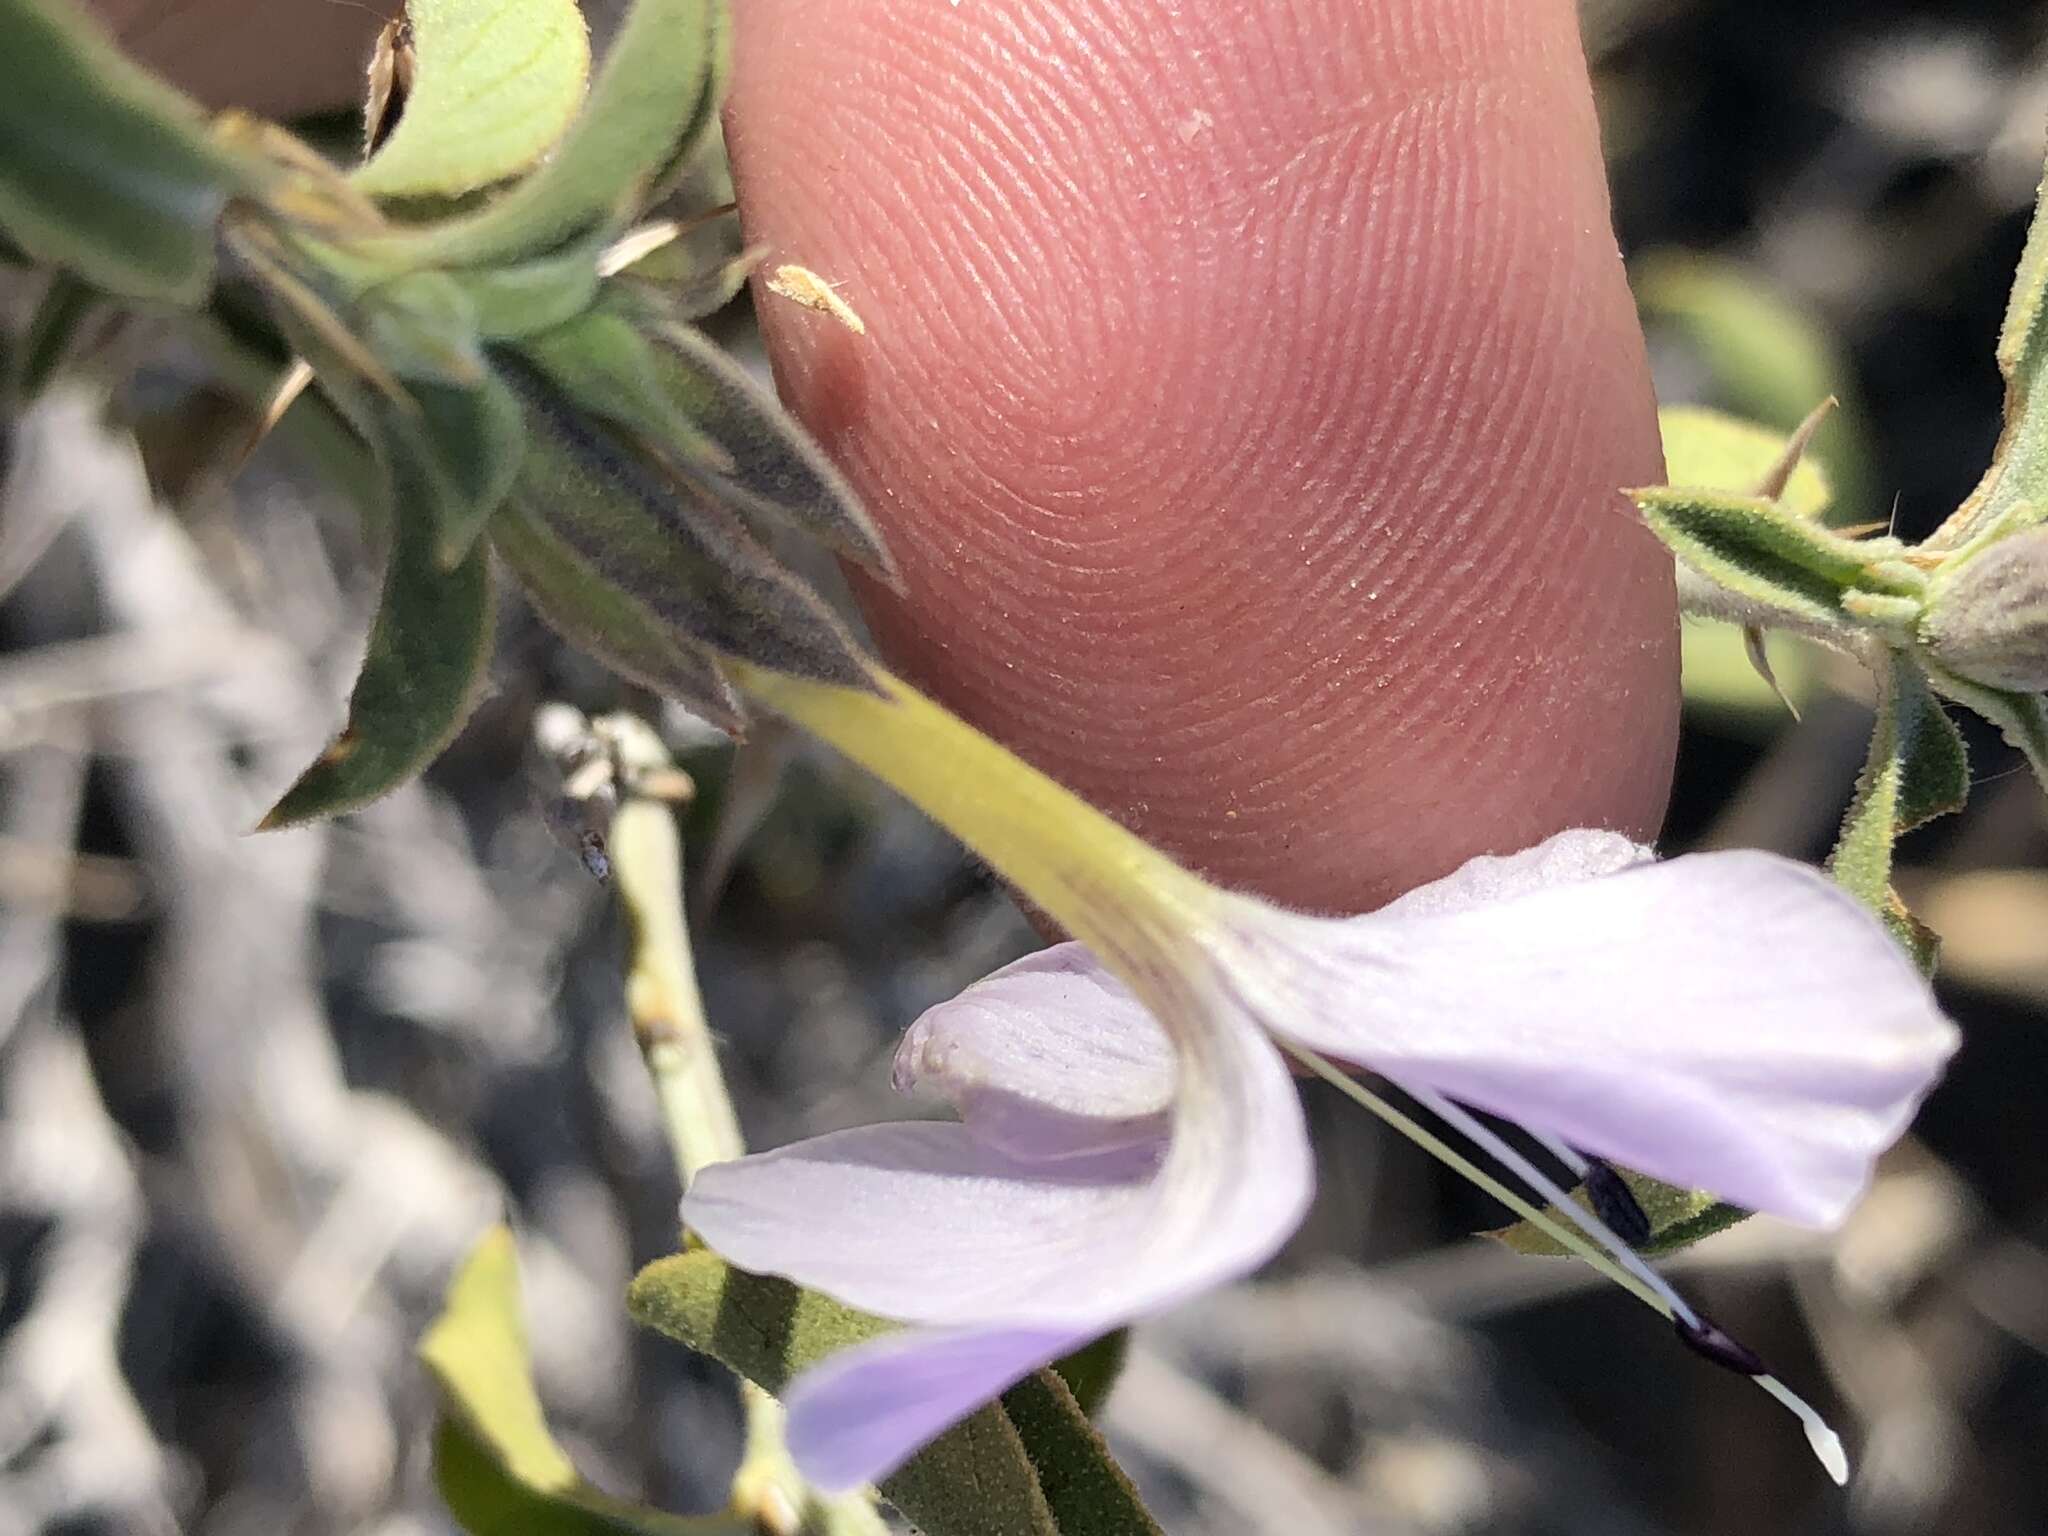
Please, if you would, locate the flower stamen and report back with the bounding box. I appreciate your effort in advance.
[1286,1044,1851,1486]
[1395,1079,1706,1329]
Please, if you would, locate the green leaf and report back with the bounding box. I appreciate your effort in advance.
[1051,1330,1129,1419]
[354,0,590,201]
[491,488,744,731]
[1923,659,2048,798]
[504,359,877,689]
[514,305,890,574]
[360,0,727,271]
[640,319,895,575]
[1658,405,1833,521]
[362,269,488,385]
[0,0,252,303]
[1635,484,1920,633]
[517,307,729,470]
[424,1230,746,1536]
[629,1251,1163,1536]
[1491,1168,1748,1259]
[1827,655,1968,925]
[259,425,494,827]
[1934,155,2048,550]
[1636,251,1872,519]
[399,373,528,566]
[454,239,607,340]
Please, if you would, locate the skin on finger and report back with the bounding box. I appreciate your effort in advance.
[88,0,393,118]
[728,0,1677,913]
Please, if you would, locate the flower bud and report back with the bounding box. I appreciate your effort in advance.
[1920,526,2048,690]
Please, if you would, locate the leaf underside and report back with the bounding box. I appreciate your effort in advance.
[353,0,591,200]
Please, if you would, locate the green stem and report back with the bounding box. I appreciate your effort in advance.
[609,774,887,1536]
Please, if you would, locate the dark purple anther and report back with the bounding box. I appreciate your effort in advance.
[1582,1158,1651,1247]
[1675,1314,1769,1378]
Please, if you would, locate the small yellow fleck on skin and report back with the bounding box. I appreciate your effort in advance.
[766,265,867,335]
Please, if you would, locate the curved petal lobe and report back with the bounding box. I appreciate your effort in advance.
[894,943,1175,1159]
[1240,850,1957,1226]
[685,971,1311,1328]
[785,1325,1082,1492]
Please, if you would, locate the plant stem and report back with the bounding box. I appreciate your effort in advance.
[609,764,887,1536]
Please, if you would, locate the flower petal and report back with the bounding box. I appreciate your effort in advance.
[1235,849,1958,1226]
[784,1324,1083,1492]
[1374,827,1651,918]
[685,975,1310,1328]
[894,943,1175,1159]
[685,1122,1158,1324]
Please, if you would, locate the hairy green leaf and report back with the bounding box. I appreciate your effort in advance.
[629,1252,1162,1536]
[616,231,760,323]
[0,0,251,303]
[425,1230,745,1536]
[490,491,744,731]
[398,373,528,566]
[1051,1330,1129,1419]
[260,426,494,826]
[1933,159,2048,549]
[454,240,607,339]
[360,0,726,271]
[506,361,876,689]
[1636,251,1873,518]
[1923,660,2048,798]
[516,308,728,468]
[640,319,894,575]
[362,269,487,385]
[1658,405,1833,521]
[354,0,590,200]
[1828,656,1968,945]
[1636,485,1919,632]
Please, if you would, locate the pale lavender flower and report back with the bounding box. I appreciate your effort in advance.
[682,831,1958,1490]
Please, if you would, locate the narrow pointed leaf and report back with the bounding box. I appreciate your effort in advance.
[0,0,252,303]
[644,320,894,574]
[400,373,528,566]
[507,362,877,688]
[353,0,590,200]
[359,0,725,271]
[424,1230,745,1536]
[629,1252,1161,1536]
[515,308,729,470]
[260,429,493,826]
[1923,660,2048,796]
[1636,484,1918,630]
[491,490,743,730]
[1635,251,1872,518]
[1658,405,1833,521]
[1828,656,1967,957]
